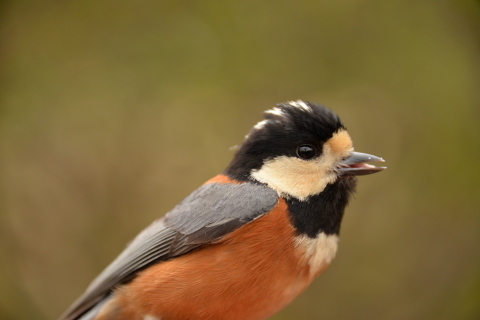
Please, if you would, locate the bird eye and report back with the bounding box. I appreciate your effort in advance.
[296,145,316,160]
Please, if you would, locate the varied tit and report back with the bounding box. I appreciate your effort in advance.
[60,100,386,320]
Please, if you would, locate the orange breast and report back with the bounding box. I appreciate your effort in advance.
[102,199,322,320]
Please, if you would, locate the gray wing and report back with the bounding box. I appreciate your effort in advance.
[61,181,278,320]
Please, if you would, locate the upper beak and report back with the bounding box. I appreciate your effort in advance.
[337,152,386,176]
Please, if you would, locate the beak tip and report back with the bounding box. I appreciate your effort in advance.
[337,152,386,177]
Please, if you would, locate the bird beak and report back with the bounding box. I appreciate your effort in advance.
[337,152,386,176]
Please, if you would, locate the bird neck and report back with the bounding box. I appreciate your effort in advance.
[285,177,357,238]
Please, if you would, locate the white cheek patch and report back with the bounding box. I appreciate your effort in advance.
[250,158,337,200]
[294,233,339,275]
[249,129,354,200]
[143,315,161,320]
[250,144,339,200]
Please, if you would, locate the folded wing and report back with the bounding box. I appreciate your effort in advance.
[60,181,278,320]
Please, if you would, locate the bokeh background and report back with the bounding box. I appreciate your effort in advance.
[1,0,479,319]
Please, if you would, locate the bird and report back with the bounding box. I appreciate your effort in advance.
[60,100,386,320]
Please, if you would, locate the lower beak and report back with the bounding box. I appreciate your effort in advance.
[337,152,386,176]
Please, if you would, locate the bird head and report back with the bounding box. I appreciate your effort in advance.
[225,100,385,201]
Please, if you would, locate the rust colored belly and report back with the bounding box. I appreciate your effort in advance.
[102,199,322,320]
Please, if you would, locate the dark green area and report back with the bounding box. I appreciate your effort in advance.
[1,0,479,319]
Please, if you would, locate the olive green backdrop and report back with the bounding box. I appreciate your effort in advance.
[1,0,479,319]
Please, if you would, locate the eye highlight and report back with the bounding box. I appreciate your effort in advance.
[296,145,316,160]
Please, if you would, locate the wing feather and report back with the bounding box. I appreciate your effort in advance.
[60,181,277,320]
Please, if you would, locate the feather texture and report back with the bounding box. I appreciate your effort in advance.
[60,177,277,320]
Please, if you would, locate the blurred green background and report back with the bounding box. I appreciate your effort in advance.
[1,0,480,319]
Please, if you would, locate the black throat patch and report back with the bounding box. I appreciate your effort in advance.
[286,177,357,237]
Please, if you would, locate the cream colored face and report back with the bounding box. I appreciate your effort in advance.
[250,129,353,200]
